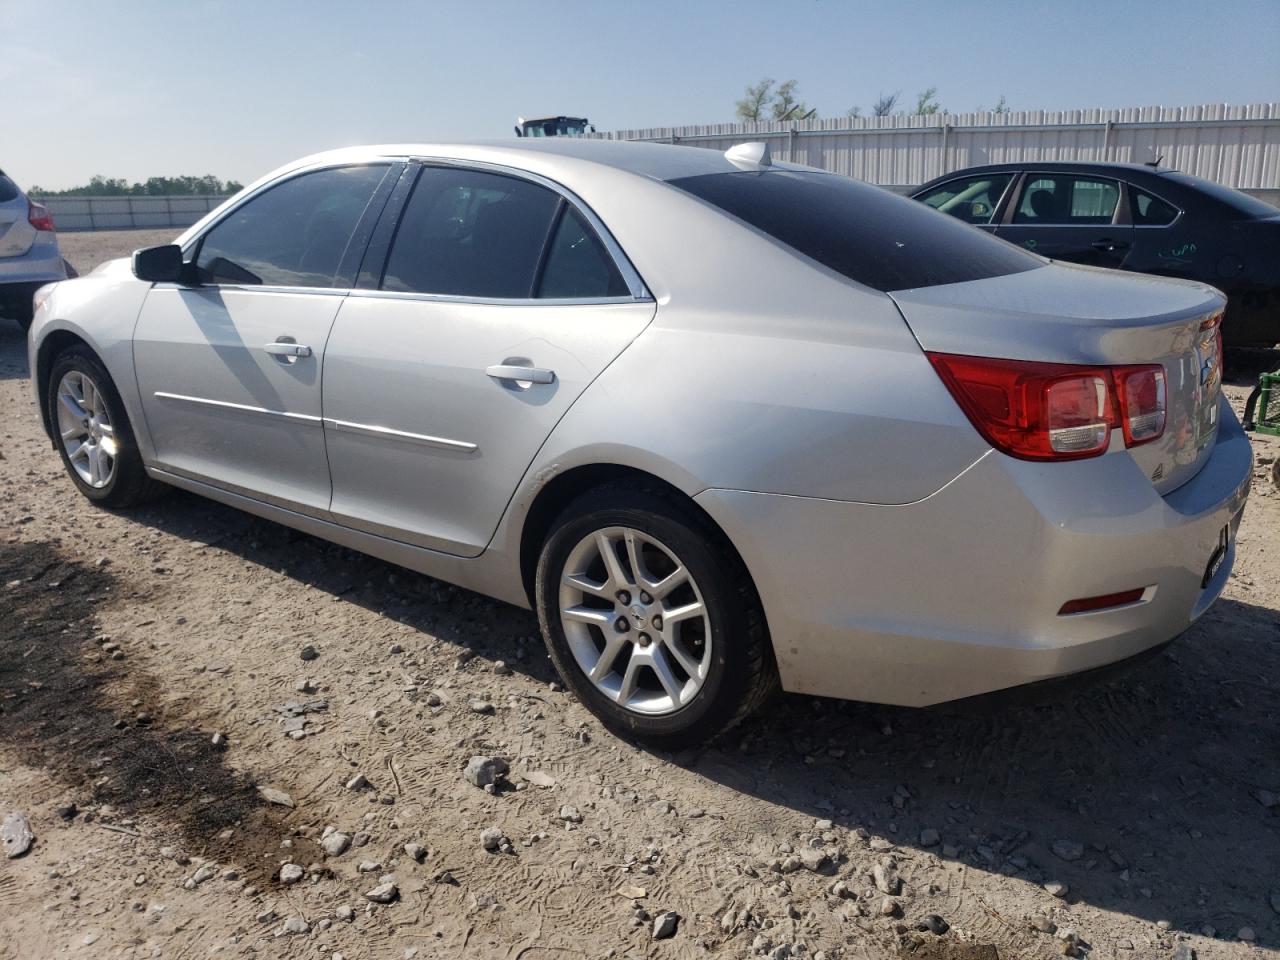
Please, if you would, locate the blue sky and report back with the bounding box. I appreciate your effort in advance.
[3,0,1277,189]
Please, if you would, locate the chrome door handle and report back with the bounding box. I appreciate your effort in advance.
[485,364,555,385]
[265,342,312,358]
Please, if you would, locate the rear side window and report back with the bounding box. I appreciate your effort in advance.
[537,206,629,298]
[1014,175,1119,225]
[1130,187,1179,226]
[196,165,388,287]
[917,174,1012,224]
[667,170,1039,292]
[382,167,560,298]
[1161,172,1278,219]
[0,174,20,203]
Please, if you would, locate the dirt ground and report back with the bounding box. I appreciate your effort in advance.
[0,230,1277,960]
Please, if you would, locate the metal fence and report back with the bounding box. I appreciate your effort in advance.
[34,195,230,232]
[593,102,1280,202]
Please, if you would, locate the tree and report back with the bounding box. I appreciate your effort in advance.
[770,79,814,121]
[992,94,1010,115]
[846,105,862,119]
[736,77,816,123]
[736,78,775,122]
[31,175,243,197]
[871,91,900,117]
[915,87,942,116]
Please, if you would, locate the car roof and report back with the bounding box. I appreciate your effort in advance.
[276,138,813,184]
[922,160,1178,181]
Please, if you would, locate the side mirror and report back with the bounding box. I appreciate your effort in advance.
[132,244,185,283]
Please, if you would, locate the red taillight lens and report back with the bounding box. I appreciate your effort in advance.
[1058,587,1147,615]
[927,352,1166,461]
[28,201,55,232]
[1115,365,1166,446]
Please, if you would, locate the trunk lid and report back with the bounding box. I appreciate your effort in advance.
[0,182,35,258]
[891,262,1225,495]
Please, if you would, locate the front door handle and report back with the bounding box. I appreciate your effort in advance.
[264,342,312,358]
[485,364,555,385]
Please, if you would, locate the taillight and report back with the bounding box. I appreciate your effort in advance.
[927,353,1167,461]
[28,201,55,232]
[1115,366,1166,446]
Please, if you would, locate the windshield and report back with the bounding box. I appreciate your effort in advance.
[668,170,1042,292]
[523,118,589,137]
[1161,172,1279,219]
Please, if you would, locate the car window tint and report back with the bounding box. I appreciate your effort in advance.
[1161,172,1278,219]
[668,170,1040,292]
[382,167,560,298]
[0,174,19,203]
[1130,187,1179,226]
[196,165,387,287]
[1014,176,1119,225]
[917,174,1012,224]
[536,206,629,298]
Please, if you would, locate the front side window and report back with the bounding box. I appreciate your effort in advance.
[917,174,1012,224]
[1014,175,1119,225]
[669,170,1040,292]
[196,165,388,287]
[1130,186,1179,226]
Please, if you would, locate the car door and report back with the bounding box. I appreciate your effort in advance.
[133,162,396,516]
[996,172,1133,268]
[322,162,655,557]
[913,172,1016,234]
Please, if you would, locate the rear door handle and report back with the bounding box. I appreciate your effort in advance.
[264,342,312,358]
[485,364,555,385]
[1091,239,1130,252]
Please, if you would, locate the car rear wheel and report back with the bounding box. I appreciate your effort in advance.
[535,482,776,746]
[47,347,166,508]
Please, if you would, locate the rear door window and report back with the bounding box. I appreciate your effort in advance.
[1014,175,1120,225]
[916,174,1013,224]
[196,165,389,287]
[536,206,630,298]
[0,173,20,203]
[1130,187,1179,226]
[668,169,1040,292]
[382,166,560,298]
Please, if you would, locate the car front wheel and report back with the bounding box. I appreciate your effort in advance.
[535,482,776,747]
[47,346,166,508]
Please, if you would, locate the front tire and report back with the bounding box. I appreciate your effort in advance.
[535,482,776,747]
[47,346,166,508]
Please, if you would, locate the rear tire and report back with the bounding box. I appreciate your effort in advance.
[47,346,167,508]
[535,481,776,747]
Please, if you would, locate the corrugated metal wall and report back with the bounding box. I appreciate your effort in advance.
[35,195,228,232]
[594,103,1280,195]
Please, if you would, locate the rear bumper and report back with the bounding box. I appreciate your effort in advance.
[695,396,1252,706]
[0,232,66,286]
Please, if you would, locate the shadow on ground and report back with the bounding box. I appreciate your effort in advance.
[106,489,1280,948]
[0,540,307,882]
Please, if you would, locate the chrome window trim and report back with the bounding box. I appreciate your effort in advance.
[346,288,644,307]
[403,155,652,302]
[150,283,352,297]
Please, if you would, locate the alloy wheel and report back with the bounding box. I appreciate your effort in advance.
[558,526,712,716]
[56,370,117,489]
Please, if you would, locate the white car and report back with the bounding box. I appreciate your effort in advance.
[0,168,71,328]
[27,140,1250,745]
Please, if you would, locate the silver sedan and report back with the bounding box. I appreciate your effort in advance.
[28,140,1251,745]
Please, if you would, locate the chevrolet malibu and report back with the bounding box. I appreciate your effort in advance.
[28,140,1251,745]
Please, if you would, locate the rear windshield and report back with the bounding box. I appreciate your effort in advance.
[1161,172,1278,220]
[0,173,19,203]
[667,170,1041,292]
